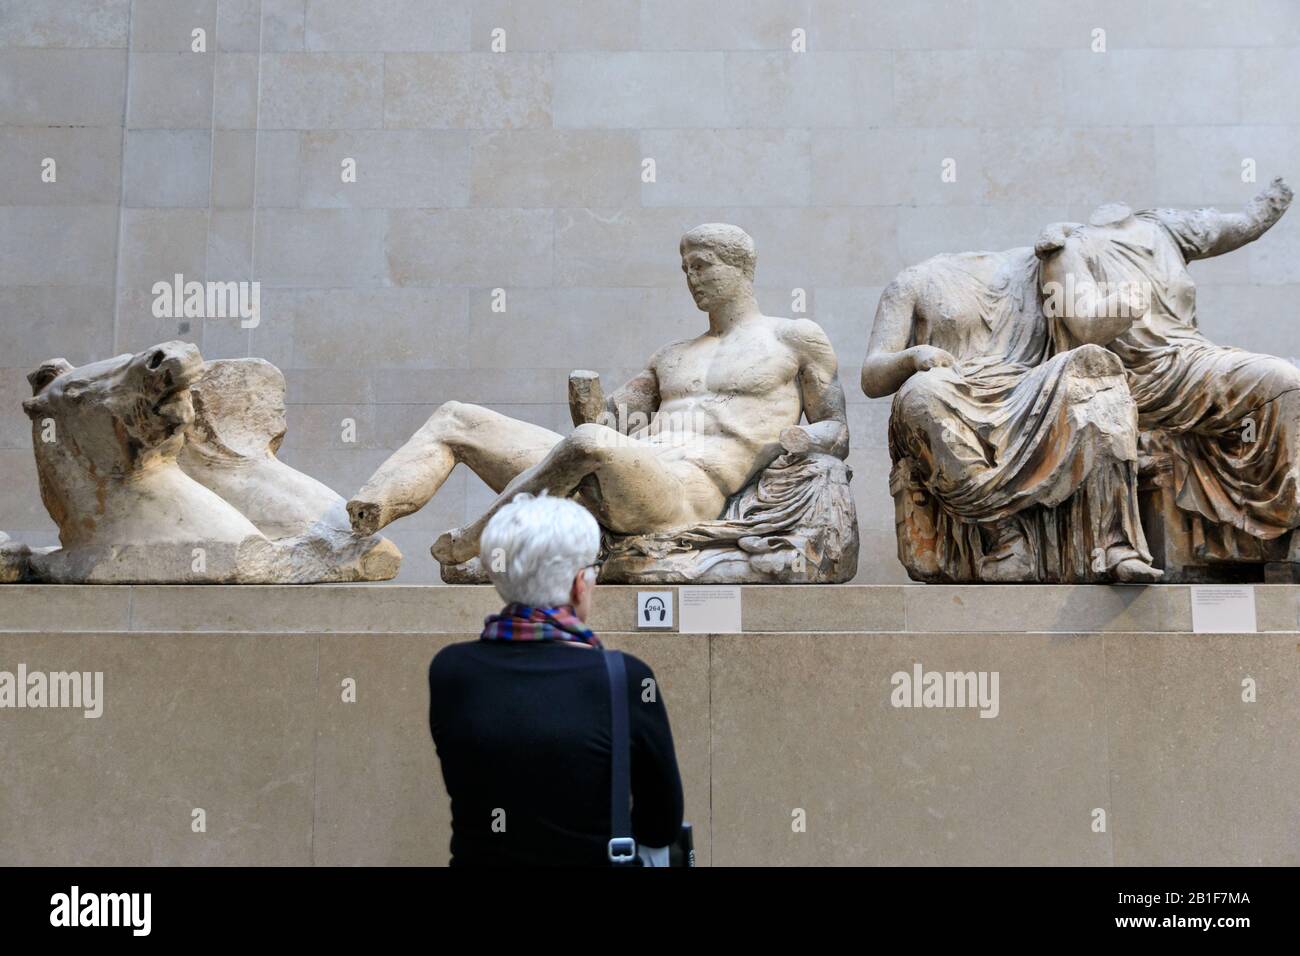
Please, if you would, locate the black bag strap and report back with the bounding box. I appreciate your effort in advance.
[603,649,636,865]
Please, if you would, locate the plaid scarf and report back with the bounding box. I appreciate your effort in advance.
[480,603,601,648]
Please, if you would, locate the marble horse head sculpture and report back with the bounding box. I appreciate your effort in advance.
[12,341,400,583]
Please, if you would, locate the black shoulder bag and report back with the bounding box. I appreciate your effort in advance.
[603,649,638,865]
[603,649,694,867]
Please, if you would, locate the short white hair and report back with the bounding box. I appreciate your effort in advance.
[479,492,601,607]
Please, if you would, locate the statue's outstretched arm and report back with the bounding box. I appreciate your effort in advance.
[1159,176,1292,260]
[784,319,850,460]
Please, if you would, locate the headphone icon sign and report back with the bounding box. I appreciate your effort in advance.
[643,596,667,623]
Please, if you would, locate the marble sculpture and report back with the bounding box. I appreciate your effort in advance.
[348,223,860,584]
[866,178,1295,584]
[4,343,400,583]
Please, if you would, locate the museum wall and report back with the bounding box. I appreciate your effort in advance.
[2,0,1299,583]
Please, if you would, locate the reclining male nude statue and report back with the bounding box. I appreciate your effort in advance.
[862,229,1162,583]
[348,223,859,583]
[1038,177,1297,576]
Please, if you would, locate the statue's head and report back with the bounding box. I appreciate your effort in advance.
[679,223,756,312]
[22,341,204,476]
[1088,202,1135,229]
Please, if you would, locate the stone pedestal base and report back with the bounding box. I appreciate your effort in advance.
[1,584,1295,866]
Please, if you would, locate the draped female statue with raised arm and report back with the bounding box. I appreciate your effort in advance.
[1038,179,1298,569]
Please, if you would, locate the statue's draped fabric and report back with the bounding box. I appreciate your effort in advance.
[602,452,858,583]
[888,249,1150,582]
[1063,210,1300,540]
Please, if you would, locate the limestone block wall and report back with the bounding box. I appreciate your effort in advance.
[2,1,1299,583]
[1,584,1296,866]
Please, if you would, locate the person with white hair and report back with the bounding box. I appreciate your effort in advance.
[428,492,684,866]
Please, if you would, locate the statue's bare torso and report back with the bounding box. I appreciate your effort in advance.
[635,315,808,497]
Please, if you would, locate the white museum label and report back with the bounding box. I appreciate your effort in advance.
[636,591,674,630]
[679,586,742,634]
[1189,585,1257,634]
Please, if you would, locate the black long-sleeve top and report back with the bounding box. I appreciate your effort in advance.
[428,640,685,866]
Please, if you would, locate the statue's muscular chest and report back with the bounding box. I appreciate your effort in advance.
[656,328,799,404]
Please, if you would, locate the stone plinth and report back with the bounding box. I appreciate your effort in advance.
[1,584,1296,866]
